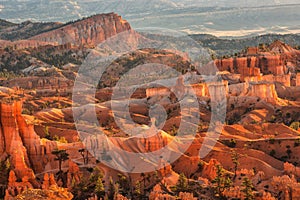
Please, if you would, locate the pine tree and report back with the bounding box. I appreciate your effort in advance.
[176,173,188,192]
[118,174,130,196]
[108,176,119,200]
[51,149,69,174]
[231,150,240,180]
[95,176,105,198]
[241,177,255,200]
[134,181,142,199]
[212,165,232,198]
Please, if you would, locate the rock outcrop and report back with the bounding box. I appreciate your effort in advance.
[247,81,278,103]
[296,73,300,86]
[30,13,131,47]
[201,159,220,181]
[0,102,36,180]
[15,185,73,200]
[0,101,58,199]
[215,56,285,79]
[261,74,291,87]
[5,171,33,200]
[215,41,300,82]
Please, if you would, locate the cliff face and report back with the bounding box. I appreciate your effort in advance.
[247,82,278,103]
[261,74,291,87]
[0,101,57,186]
[215,56,284,78]
[296,73,300,86]
[214,41,300,81]
[0,102,35,181]
[30,13,132,47]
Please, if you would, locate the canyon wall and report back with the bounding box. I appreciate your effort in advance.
[215,55,286,79]
[261,74,291,87]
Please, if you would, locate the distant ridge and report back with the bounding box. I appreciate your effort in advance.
[190,33,300,57]
[0,19,16,30]
[29,13,131,47]
[1,13,300,56]
[0,20,63,41]
[0,13,131,44]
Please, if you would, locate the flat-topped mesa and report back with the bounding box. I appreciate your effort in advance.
[30,13,132,47]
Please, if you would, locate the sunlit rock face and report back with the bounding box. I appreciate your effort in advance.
[247,47,259,55]
[214,56,284,78]
[190,83,209,97]
[146,87,170,98]
[0,101,57,187]
[296,73,300,86]
[214,41,300,85]
[260,74,291,87]
[30,13,132,47]
[0,102,35,180]
[207,80,229,103]
[247,81,278,103]
[145,80,228,101]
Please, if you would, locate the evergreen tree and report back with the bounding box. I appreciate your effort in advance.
[241,177,255,200]
[212,165,232,199]
[231,150,240,180]
[134,180,142,199]
[176,173,189,192]
[51,149,69,174]
[95,176,105,198]
[108,176,119,200]
[117,174,130,196]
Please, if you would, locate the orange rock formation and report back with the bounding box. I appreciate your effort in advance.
[30,13,131,47]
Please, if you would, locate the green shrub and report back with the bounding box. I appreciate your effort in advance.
[290,122,300,131]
